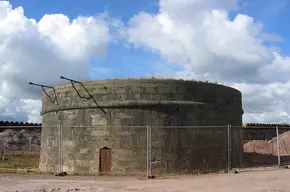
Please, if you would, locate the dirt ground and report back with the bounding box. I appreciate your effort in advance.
[0,168,290,192]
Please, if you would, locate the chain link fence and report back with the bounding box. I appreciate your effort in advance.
[38,125,62,174]
[277,127,290,166]
[149,126,230,176]
[58,125,148,176]
[241,126,290,168]
[1,124,289,176]
[242,126,278,167]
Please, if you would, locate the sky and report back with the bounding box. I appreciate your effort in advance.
[0,0,290,124]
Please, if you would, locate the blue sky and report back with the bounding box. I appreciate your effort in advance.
[7,0,159,21]
[7,0,165,80]
[7,0,290,80]
[1,0,290,123]
[238,0,290,55]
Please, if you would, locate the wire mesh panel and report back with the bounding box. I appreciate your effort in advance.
[60,125,148,176]
[150,126,229,175]
[277,127,290,166]
[38,125,61,174]
[0,125,41,172]
[241,126,280,168]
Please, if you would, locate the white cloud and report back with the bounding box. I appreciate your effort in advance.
[232,82,290,123]
[123,0,290,123]
[0,1,115,123]
[18,99,42,123]
[1,0,289,124]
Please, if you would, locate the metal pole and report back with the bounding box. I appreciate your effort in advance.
[3,140,6,161]
[146,125,152,178]
[276,126,281,166]
[60,76,106,114]
[28,82,59,105]
[227,125,232,172]
[58,125,62,173]
[60,124,63,173]
[149,125,152,177]
[30,137,32,152]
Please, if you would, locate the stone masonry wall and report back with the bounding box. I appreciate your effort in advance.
[40,79,243,175]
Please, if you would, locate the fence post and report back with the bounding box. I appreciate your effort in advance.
[3,140,6,161]
[276,125,281,166]
[227,125,232,172]
[146,125,152,178]
[58,124,63,173]
[61,124,63,173]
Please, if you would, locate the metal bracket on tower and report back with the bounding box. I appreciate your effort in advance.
[60,76,106,114]
[29,82,59,105]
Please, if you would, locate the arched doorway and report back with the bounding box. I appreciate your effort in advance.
[99,147,112,173]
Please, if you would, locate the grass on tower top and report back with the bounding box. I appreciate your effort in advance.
[109,76,221,85]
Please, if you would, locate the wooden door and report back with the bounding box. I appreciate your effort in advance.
[99,147,112,173]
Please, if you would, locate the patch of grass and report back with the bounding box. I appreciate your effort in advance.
[0,168,54,175]
[0,151,40,170]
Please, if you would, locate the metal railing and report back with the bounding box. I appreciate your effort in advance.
[1,125,289,176]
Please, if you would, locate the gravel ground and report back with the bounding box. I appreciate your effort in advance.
[0,168,290,192]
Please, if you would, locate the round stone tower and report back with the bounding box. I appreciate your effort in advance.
[39,78,243,175]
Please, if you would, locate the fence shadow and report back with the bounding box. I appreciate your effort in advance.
[243,153,290,167]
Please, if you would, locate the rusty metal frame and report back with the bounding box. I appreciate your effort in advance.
[29,82,59,105]
[60,76,106,114]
